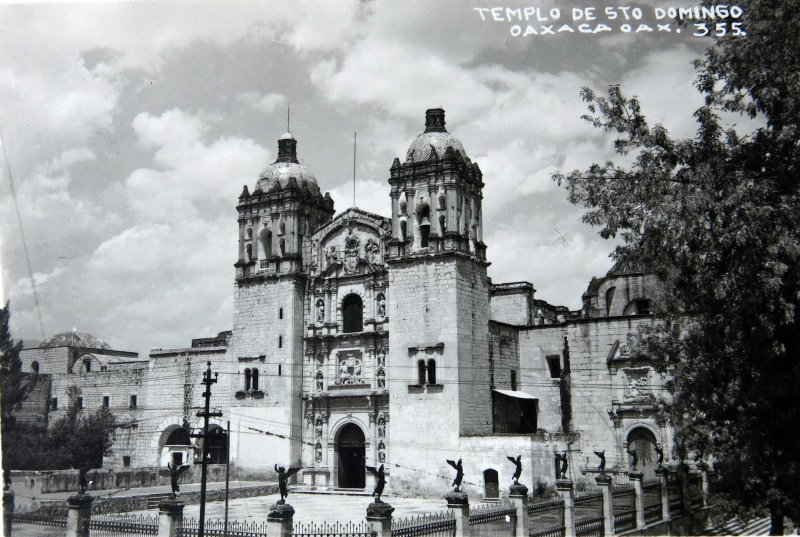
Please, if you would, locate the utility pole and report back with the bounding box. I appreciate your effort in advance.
[191,361,222,537]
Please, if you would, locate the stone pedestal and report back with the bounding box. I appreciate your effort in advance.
[510,484,529,537]
[556,480,576,537]
[445,491,469,537]
[66,494,93,537]
[157,498,184,537]
[267,502,295,537]
[3,490,14,537]
[595,474,614,537]
[629,471,646,529]
[366,502,394,537]
[655,467,671,522]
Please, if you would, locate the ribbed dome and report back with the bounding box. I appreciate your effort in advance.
[39,331,111,349]
[405,108,467,163]
[255,133,320,193]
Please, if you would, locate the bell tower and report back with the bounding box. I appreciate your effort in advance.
[387,108,486,260]
[386,109,493,493]
[230,132,333,472]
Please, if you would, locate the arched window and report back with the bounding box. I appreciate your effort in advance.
[623,299,651,316]
[31,361,39,374]
[246,243,253,261]
[342,294,363,333]
[83,358,92,373]
[417,203,431,247]
[627,427,658,479]
[483,468,499,499]
[251,368,259,391]
[260,229,273,258]
[438,193,446,210]
[400,220,408,242]
[244,368,251,391]
[279,221,286,234]
[605,287,616,316]
[279,238,286,256]
[246,228,253,240]
[439,214,447,234]
[417,360,426,385]
[427,359,436,385]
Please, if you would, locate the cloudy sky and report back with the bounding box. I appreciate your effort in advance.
[1,0,713,355]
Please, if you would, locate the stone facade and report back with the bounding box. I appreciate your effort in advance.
[11,108,673,498]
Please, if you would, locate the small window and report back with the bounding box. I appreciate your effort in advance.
[279,238,286,256]
[278,335,283,348]
[546,355,562,379]
[427,359,437,385]
[605,287,616,316]
[244,368,252,391]
[122,456,131,468]
[102,396,110,408]
[83,358,91,373]
[50,398,58,410]
[510,370,517,391]
[76,397,84,410]
[279,307,283,319]
[417,360,426,385]
[278,364,282,376]
[439,214,447,233]
[252,368,259,391]
[246,243,253,261]
[400,220,408,241]
[31,361,40,374]
[172,452,183,466]
[129,395,137,409]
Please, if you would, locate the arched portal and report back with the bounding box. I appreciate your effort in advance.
[627,426,658,480]
[159,425,192,467]
[203,426,229,464]
[336,423,366,488]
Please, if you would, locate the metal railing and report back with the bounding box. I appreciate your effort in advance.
[392,510,456,537]
[294,520,375,537]
[575,517,603,537]
[528,498,565,537]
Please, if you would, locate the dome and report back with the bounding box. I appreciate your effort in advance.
[255,133,320,193]
[405,108,467,163]
[39,331,111,349]
[257,161,320,192]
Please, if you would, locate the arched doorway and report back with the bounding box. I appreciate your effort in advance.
[202,426,229,464]
[159,426,192,467]
[483,469,499,499]
[627,427,658,480]
[336,423,365,488]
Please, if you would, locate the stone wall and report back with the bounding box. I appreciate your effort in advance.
[489,283,534,326]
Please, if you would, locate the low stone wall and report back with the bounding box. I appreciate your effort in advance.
[32,465,234,494]
[27,483,278,516]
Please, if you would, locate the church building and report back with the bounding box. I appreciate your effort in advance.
[18,109,673,498]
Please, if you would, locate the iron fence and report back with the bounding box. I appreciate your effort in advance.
[468,501,516,537]
[612,510,635,533]
[180,517,270,536]
[575,517,603,537]
[528,499,564,537]
[643,504,662,524]
[391,510,456,537]
[294,520,375,537]
[9,513,67,537]
[90,514,158,536]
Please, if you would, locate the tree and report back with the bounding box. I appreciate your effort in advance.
[553,1,800,533]
[0,302,25,428]
[46,387,116,471]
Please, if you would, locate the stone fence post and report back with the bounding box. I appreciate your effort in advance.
[445,490,470,537]
[366,501,394,537]
[157,498,184,537]
[629,472,645,529]
[595,474,614,537]
[509,483,530,537]
[267,502,294,537]
[66,493,93,537]
[655,467,671,522]
[3,487,13,537]
[556,480,576,537]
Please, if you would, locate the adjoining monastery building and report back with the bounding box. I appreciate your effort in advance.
[19,109,671,497]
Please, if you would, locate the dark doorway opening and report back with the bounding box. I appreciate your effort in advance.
[337,423,366,488]
[483,468,499,499]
